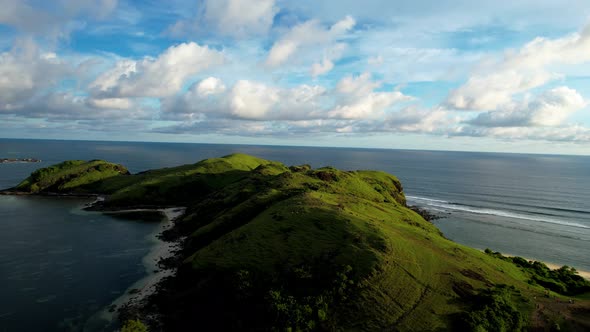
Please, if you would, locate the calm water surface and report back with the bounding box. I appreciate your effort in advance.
[0,139,589,330]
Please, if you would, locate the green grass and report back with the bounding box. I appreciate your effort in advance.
[13,160,129,193]
[12,153,590,331]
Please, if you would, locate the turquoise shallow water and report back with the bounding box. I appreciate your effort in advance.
[0,138,589,330]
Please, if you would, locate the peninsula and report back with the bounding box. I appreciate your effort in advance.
[3,154,589,331]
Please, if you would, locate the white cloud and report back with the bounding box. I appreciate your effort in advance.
[447,70,556,110]
[454,125,590,143]
[204,0,277,37]
[384,107,456,134]
[469,87,586,127]
[447,24,590,110]
[328,73,413,119]
[90,42,225,98]
[162,73,412,122]
[310,58,334,77]
[196,77,227,97]
[328,92,411,119]
[0,39,70,111]
[162,77,327,121]
[229,80,280,119]
[167,0,277,38]
[86,97,133,110]
[265,16,356,67]
[5,91,152,121]
[530,87,586,126]
[335,72,379,96]
[310,43,347,77]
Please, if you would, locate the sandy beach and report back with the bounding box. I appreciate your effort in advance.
[85,207,186,329]
[541,261,590,281]
[493,251,590,281]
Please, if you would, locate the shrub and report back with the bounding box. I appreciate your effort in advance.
[459,285,525,332]
[121,319,148,332]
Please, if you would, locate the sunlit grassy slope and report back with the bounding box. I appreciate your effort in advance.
[12,160,129,193]
[8,154,590,331]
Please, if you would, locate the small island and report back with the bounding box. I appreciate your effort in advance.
[2,154,589,332]
[0,158,41,163]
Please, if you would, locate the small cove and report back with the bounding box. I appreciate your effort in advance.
[0,195,161,331]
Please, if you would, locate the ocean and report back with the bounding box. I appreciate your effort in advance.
[0,138,589,330]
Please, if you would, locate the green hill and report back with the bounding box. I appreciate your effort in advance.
[11,160,129,193]
[6,154,590,331]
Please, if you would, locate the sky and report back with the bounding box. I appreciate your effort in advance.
[1,0,590,155]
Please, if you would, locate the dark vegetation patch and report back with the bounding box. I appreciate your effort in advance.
[456,284,527,332]
[310,168,341,182]
[147,261,359,331]
[460,269,490,284]
[289,164,311,173]
[485,249,590,295]
[453,280,475,299]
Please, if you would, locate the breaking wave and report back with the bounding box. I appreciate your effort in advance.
[406,196,590,230]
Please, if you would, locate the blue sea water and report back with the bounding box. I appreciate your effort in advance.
[0,138,589,330]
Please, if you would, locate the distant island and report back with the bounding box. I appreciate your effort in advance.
[0,158,41,163]
[2,154,589,332]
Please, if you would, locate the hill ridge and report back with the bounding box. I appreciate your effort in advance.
[5,153,589,331]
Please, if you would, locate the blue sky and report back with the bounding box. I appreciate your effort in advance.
[1,0,590,155]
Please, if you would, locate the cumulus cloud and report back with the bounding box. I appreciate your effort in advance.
[328,90,411,119]
[89,42,225,98]
[328,73,413,119]
[447,24,590,110]
[86,97,133,110]
[0,39,70,111]
[0,40,152,121]
[315,73,412,120]
[310,59,334,77]
[162,77,327,121]
[195,77,227,97]
[383,107,457,134]
[162,73,411,122]
[310,43,347,77]
[469,87,586,128]
[5,92,152,121]
[265,16,355,67]
[204,0,277,37]
[229,81,281,119]
[167,0,277,38]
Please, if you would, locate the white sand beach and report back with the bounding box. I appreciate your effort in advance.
[86,207,186,328]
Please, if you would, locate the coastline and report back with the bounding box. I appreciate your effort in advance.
[484,250,590,281]
[84,206,186,330]
[519,258,590,281]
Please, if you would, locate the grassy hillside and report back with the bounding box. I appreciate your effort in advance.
[11,160,129,193]
[9,154,590,331]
